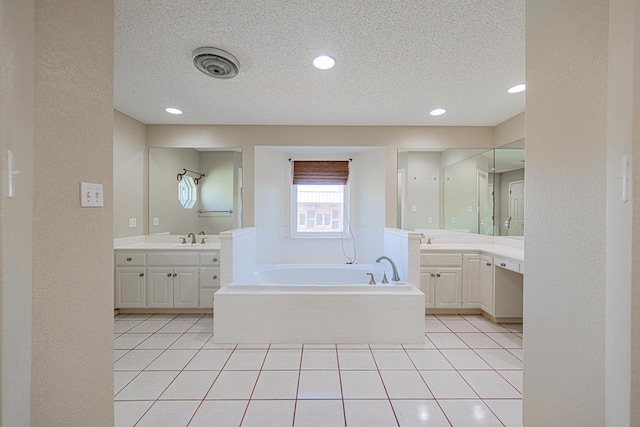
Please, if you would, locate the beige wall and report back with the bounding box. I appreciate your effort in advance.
[31,1,114,425]
[633,1,640,420]
[607,0,640,424]
[146,125,494,229]
[1,0,35,424]
[526,0,621,425]
[494,112,525,148]
[114,110,146,238]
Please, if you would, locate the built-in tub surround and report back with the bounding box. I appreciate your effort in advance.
[215,227,425,344]
[214,264,425,344]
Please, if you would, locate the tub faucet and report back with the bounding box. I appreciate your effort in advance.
[187,232,196,244]
[375,256,400,281]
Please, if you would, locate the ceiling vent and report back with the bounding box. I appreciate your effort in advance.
[192,47,239,79]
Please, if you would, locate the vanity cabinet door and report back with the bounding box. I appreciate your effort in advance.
[478,256,494,314]
[419,268,436,309]
[463,255,482,308]
[173,268,199,308]
[115,267,146,308]
[147,267,173,308]
[434,268,462,308]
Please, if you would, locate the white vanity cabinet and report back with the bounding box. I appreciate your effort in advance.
[463,254,494,314]
[147,253,200,308]
[420,253,463,309]
[493,256,524,320]
[115,253,146,308]
[114,249,220,310]
[199,253,221,308]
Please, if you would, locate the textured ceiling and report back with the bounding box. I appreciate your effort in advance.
[114,0,525,126]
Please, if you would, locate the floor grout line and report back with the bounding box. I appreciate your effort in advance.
[115,314,522,427]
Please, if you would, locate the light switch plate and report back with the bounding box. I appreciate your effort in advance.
[128,218,137,228]
[152,217,160,226]
[80,182,104,207]
[411,204,417,212]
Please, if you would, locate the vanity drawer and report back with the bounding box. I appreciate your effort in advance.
[115,252,146,266]
[420,253,462,267]
[200,253,220,266]
[147,252,200,266]
[494,257,522,273]
[200,267,221,287]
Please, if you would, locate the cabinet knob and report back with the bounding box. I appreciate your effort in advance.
[167,273,172,277]
[436,273,441,277]
[430,273,435,277]
[139,273,144,277]
[501,263,506,267]
[173,273,177,277]
[486,262,492,266]
[213,275,217,280]
[126,257,132,261]
[212,258,218,262]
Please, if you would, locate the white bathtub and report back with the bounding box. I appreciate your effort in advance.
[213,263,425,344]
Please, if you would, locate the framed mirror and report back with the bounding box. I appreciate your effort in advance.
[148,147,243,235]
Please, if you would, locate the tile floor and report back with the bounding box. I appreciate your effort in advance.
[114,313,523,426]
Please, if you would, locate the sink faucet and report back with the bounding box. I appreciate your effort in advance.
[375,256,400,281]
[198,231,206,235]
[187,232,196,244]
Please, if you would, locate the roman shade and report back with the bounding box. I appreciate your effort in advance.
[292,160,349,185]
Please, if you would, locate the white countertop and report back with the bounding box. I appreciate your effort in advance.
[420,243,524,262]
[114,235,221,251]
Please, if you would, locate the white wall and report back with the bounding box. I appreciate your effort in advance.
[114,110,146,238]
[254,146,385,264]
[525,0,608,424]
[1,0,34,424]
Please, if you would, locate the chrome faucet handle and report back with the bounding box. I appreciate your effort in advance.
[200,237,207,244]
[427,238,434,244]
[382,272,389,284]
[366,273,376,285]
[179,237,187,244]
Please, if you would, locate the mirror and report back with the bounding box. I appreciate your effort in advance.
[397,141,524,238]
[493,140,525,238]
[148,147,243,235]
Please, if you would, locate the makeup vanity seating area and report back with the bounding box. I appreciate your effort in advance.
[419,237,524,323]
[113,235,221,312]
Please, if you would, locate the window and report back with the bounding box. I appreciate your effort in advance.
[293,184,347,236]
[177,175,197,209]
[291,160,349,238]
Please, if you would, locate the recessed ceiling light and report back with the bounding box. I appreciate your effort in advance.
[507,84,526,94]
[165,107,183,115]
[429,108,447,116]
[313,55,336,70]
